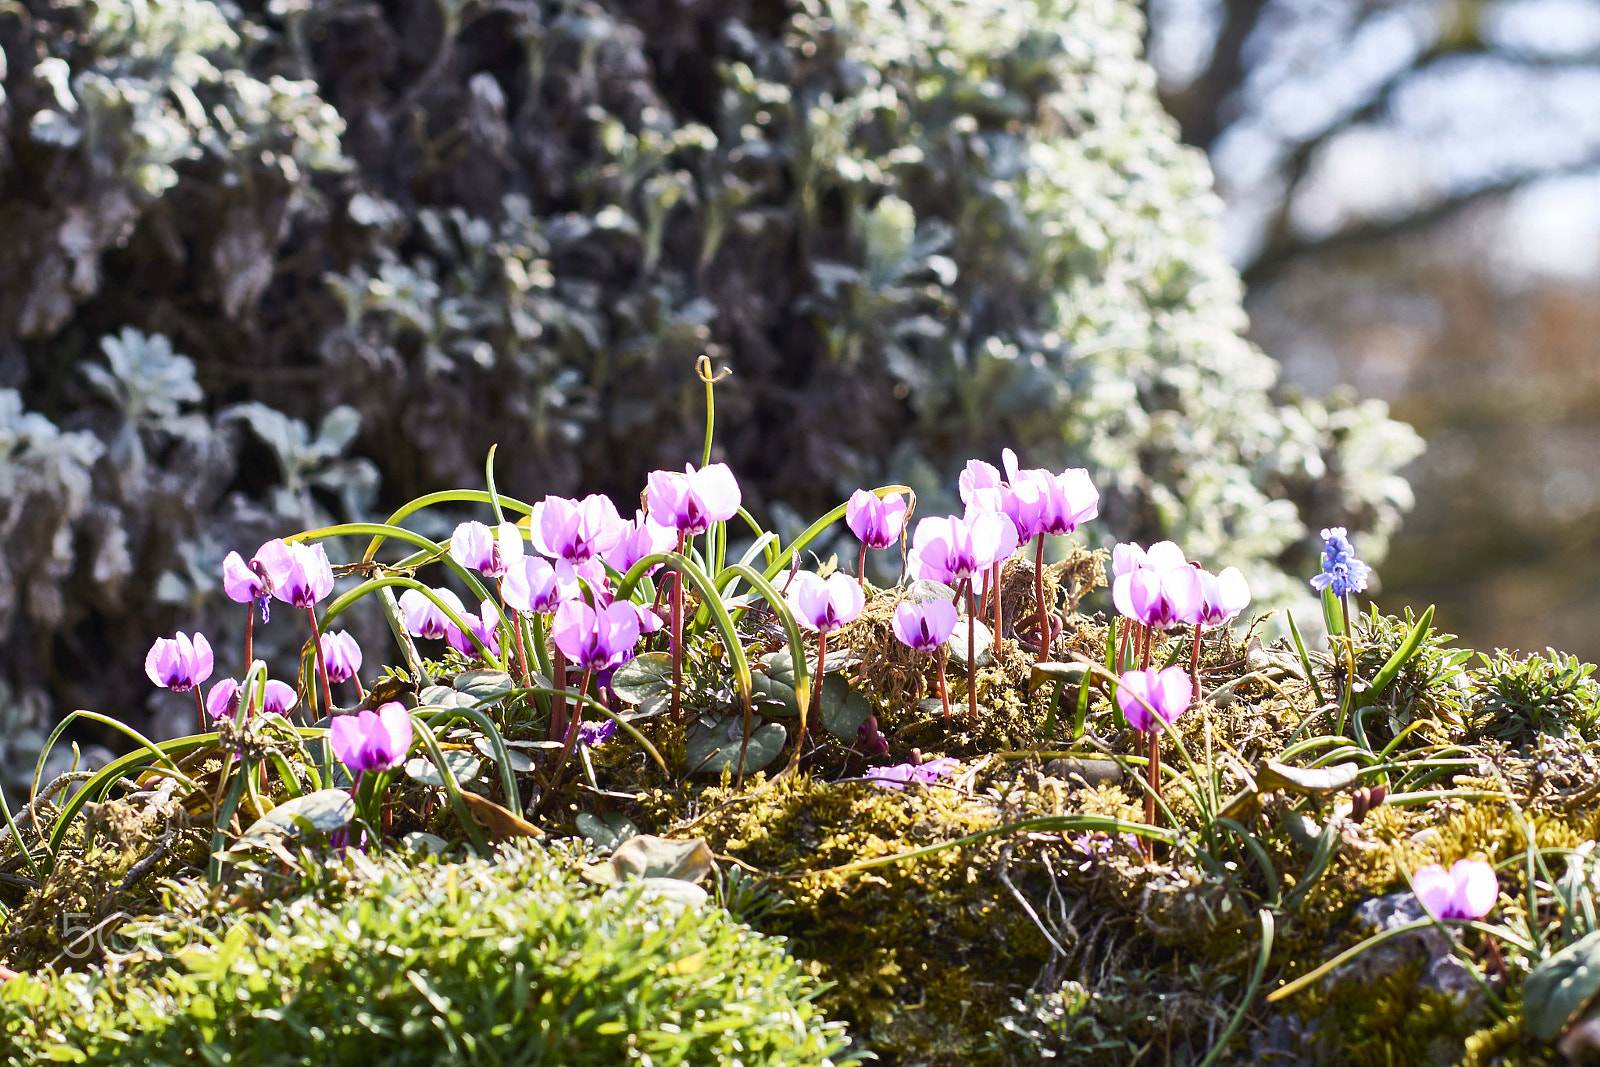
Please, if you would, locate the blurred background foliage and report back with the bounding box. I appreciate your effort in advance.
[0,0,1423,786]
[1145,0,1600,659]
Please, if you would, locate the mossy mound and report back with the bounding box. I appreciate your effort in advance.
[0,843,859,1066]
[8,605,1600,1066]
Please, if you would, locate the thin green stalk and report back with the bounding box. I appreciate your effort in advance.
[1196,910,1276,1067]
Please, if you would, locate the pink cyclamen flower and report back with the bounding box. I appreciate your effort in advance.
[1002,449,1100,540]
[398,587,468,640]
[1112,542,1148,578]
[1413,859,1498,920]
[891,599,960,652]
[866,757,960,791]
[551,600,643,671]
[449,520,524,579]
[603,510,678,575]
[329,702,414,774]
[1112,541,1203,630]
[145,632,214,692]
[645,463,741,536]
[622,600,666,635]
[205,677,298,720]
[502,556,579,615]
[222,550,270,605]
[529,494,624,565]
[447,599,503,658]
[788,572,866,634]
[846,489,909,550]
[907,513,1018,585]
[319,630,364,683]
[254,539,335,609]
[1115,665,1193,733]
[958,458,1003,504]
[1197,567,1251,628]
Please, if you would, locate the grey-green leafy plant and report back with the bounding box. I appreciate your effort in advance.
[1471,647,1600,746]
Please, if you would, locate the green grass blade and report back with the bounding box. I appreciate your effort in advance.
[1362,605,1435,707]
[1286,611,1326,707]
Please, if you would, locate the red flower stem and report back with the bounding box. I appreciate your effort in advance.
[352,675,367,702]
[1190,624,1202,693]
[938,646,952,726]
[1146,725,1161,842]
[1141,622,1153,671]
[307,606,334,719]
[804,630,828,752]
[1034,537,1049,662]
[858,543,867,590]
[550,667,594,787]
[551,651,568,741]
[965,579,978,726]
[991,562,1003,646]
[1117,617,1131,673]
[670,531,685,724]
[193,687,207,734]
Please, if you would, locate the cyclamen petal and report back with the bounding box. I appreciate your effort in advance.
[865,757,960,791]
[450,520,525,578]
[1112,543,1147,577]
[846,490,909,550]
[145,631,214,692]
[891,599,959,652]
[398,587,467,640]
[788,572,866,634]
[265,541,335,609]
[603,511,678,575]
[222,551,268,604]
[1198,567,1251,627]
[503,556,579,615]
[645,463,741,535]
[551,600,642,671]
[1412,859,1497,920]
[529,495,624,564]
[1115,666,1192,732]
[330,702,414,774]
[320,631,364,683]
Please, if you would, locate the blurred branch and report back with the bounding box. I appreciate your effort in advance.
[1244,149,1600,283]
[1158,0,1270,150]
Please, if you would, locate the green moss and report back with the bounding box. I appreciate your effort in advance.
[0,843,860,1067]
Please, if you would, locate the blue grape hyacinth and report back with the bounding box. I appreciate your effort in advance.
[1310,526,1371,597]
